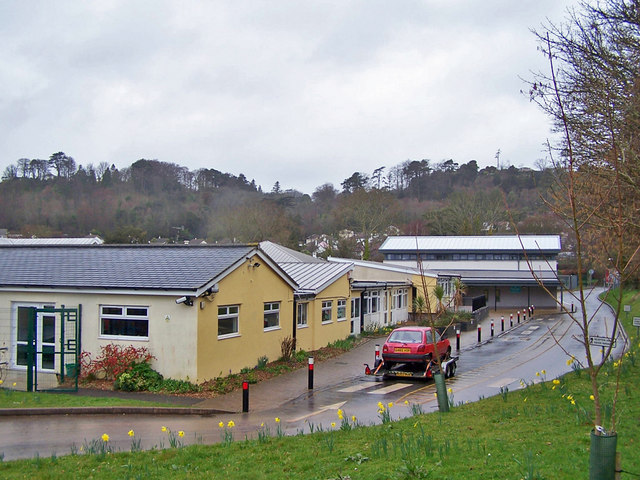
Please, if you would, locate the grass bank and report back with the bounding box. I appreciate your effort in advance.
[0,294,638,479]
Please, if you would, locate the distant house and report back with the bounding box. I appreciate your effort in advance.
[379,235,563,310]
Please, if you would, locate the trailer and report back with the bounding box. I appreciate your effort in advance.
[364,355,458,380]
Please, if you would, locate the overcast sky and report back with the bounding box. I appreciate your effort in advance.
[0,1,577,194]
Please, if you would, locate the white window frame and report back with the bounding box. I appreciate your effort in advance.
[264,302,281,331]
[218,305,240,339]
[322,300,333,324]
[350,297,360,319]
[12,302,57,371]
[337,299,347,322]
[297,302,308,328]
[100,305,149,340]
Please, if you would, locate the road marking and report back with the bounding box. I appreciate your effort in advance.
[487,377,517,388]
[338,383,376,393]
[368,382,413,395]
[286,401,347,423]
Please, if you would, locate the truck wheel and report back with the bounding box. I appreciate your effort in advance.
[446,362,456,378]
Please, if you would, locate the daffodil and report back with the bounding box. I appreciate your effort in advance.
[387,402,393,408]
[162,425,168,432]
[12,382,16,387]
[337,409,343,417]
[101,433,109,442]
[128,430,135,437]
[404,400,409,405]
[553,379,560,385]
[260,422,265,427]
[535,371,540,377]
[331,422,336,428]
[275,417,281,423]
[552,386,556,390]
[566,358,574,366]
[571,400,576,405]
[178,431,185,437]
[351,415,357,423]
[227,420,235,428]
[377,401,384,410]
[524,397,527,403]
[218,421,224,428]
[447,388,452,394]
[0,380,3,385]
[590,395,595,401]
[541,370,546,375]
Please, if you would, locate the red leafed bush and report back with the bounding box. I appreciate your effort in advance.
[80,344,155,380]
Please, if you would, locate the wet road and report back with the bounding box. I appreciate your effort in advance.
[0,290,627,461]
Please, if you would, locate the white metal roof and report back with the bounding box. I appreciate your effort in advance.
[328,256,436,277]
[0,237,104,245]
[379,235,561,253]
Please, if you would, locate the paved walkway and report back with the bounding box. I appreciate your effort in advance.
[4,307,549,415]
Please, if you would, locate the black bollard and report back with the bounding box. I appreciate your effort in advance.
[491,320,494,337]
[308,357,314,390]
[456,329,460,351]
[478,325,482,343]
[501,316,505,332]
[242,381,249,412]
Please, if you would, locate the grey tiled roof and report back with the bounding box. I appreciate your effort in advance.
[0,245,255,291]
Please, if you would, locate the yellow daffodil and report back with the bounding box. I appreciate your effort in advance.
[338,412,344,420]
[161,425,168,432]
[351,415,357,423]
[128,430,134,437]
[571,400,576,405]
[553,379,560,385]
[388,402,393,408]
[413,422,418,428]
[566,358,574,366]
[275,417,281,423]
[524,397,527,403]
[218,421,224,428]
[337,409,343,417]
[178,431,185,437]
[404,400,409,405]
[12,382,16,387]
[101,433,109,442]
[260,422,265,427]
[377,401,384,410]
[227,420,235,428]
[541,370,546,375]
[331,422,336,428]
[590,395,595,401]
[0,380,3,385]
[552,386,556,390]
[535,372,540,377]
[447,388,452,393]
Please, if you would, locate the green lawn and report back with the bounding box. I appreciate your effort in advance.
[0,390,177,409]
[1,291,638,479]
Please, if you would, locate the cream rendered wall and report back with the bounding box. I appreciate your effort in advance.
[196,255,294,381]
[411,274,438,314]
[1,290,199,381]
[296,275,351,352]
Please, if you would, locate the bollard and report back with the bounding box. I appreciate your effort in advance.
[242,381,249,412]
[491,320,494,337]
[456,329,460,351]
[517,311,520,323]
[501,316,505,332]
[374,344,381,368]
[532,305,535,315]
[510,313,513,328]
[478,325,482,343]
[308,357,314,390]
[523,311,527,322]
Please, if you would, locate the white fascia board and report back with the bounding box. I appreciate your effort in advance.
[0,287,196,297]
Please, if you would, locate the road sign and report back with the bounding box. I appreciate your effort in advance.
[633,317,640,327]
[589,336,617,348]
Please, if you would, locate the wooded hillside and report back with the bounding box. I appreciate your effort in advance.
[0,155,563,259]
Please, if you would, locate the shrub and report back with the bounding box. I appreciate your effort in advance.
[80,344,155,381]
[280,336,296,361]
[114,362,163,392]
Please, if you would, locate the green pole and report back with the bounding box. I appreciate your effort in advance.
[26,307,36,392]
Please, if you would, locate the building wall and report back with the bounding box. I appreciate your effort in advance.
[196,254,295,381]
[0,290,199,382]
[296,275,351,351]
[385,260,557,272]
[467,286,558,310]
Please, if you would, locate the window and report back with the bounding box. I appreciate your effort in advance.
[297,302,308,328]
[350,297,360,318]
[322,300,333,323]
[370,290,380,313]
[218,305,239,337]
[337,299,347,321]
[100,305,149,339]
[264,302,280,330]
[402,289,408,309]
